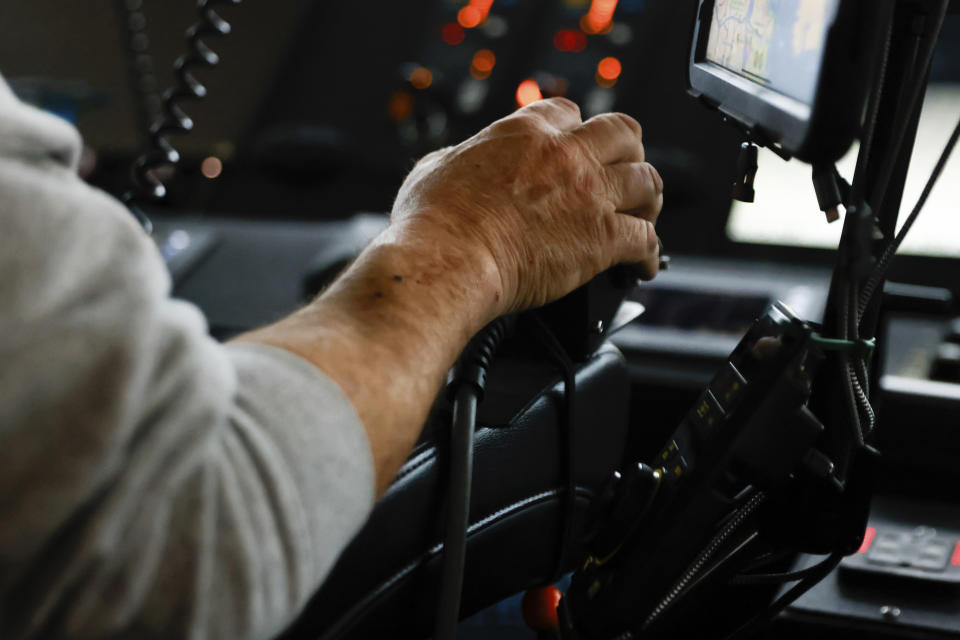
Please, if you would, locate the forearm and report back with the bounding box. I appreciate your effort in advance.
[237,225,503,495]
[238,99,663,498]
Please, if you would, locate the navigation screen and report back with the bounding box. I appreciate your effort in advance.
[705,0,840,105]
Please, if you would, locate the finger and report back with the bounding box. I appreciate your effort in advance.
[606,214,660,280]
[603,162,664,223]
[516,97,583,132]
[571,112,645,165]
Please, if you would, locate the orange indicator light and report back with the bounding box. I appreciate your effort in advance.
[472,49,496,73]
[388,90,413,122]
[470,49,497,80]
[597,56,622,80]
[458,6,482,28]
[458,0,494,29]
[409,67,433,90]
[516,79,543,107]
[581,0,618,34]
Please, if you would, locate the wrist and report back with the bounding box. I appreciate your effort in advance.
[349,221,507,334]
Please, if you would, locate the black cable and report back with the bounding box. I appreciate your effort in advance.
[530,316,578,581]
[434,385,479,640]
[849,4,895,207]
[836,280,865,448]
[859,114,960,315]
[434,316,515,640]
[869,0,950,215]
[730,557,840,586]
[643,492,767,630]
[722,553,843,640]
[121,0,241,232]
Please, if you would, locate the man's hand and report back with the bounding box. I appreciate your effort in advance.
[390,97,663,317]
[240,99,665,494]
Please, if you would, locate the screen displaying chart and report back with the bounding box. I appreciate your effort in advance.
[705,0,839,104]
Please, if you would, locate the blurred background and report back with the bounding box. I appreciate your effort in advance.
[0,1,741,239]
[1,1,957,262]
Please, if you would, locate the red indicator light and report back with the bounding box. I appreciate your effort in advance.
[516,79,543,107]
[409,67,433,90]
[553,29,587,52]
[952,541,960,566]
[442,22,465,45]
[582,0,618,34]
[857,526,877,554]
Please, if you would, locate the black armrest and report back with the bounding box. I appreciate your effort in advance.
[280,343,631,640]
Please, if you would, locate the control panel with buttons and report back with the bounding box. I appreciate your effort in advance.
[841,524,960,585]
[569,301,830,637]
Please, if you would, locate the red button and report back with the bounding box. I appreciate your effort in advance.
[522,585,562,631]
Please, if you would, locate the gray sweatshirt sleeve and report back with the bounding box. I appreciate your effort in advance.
[0,76,376,640]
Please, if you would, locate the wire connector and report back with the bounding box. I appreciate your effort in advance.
[812,163,847,223]
[732,142,759,203]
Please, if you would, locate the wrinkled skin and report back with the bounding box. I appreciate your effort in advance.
[243,98,667,496]
[390,97,664,315]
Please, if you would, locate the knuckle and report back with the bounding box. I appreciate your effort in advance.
[642,162,664,193]
[548,96,580,116]
[601,212,623,243]
[615,112,643,139]
[644,220,659,250]
[636,162,657,192]
[509,112,545,133]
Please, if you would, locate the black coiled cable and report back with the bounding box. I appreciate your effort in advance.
[434,315,517,640]
[122,0,241,231]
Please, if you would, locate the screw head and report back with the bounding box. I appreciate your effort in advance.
[594,320,605,335]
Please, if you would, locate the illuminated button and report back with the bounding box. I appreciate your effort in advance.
[672,459,687,478]
[867,531,910,566]
[659,455,689,485]
[690,390,725,431]
[710,362,748,414]
[658,440,679,463]
[914,539,951,571]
